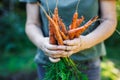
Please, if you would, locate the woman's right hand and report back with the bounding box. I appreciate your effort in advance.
[38,37,68,62]
[38,37,64,58]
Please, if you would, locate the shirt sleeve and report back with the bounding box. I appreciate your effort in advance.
[19,0,38,3]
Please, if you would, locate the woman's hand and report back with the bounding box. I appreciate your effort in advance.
[38,37,77,61]
[38,37,72,62]
[63,35,89,57]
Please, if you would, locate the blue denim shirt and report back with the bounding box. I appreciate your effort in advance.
[20,0,106,64]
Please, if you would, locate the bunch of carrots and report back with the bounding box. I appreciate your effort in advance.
[37,2,98,80]
[40,5,98,45]
[49,7,98,45]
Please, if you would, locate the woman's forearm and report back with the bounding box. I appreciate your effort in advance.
[85,0,117,49]
[85,18,117,48]
[25,3,46,48]
[25,23,45,48]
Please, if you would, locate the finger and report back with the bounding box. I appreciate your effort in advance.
[46,45,68,50]
[63,51,74,57]
[66,47,81,57]
[44,48,65,57]
[65,46,78,51]
[50,52,67,58]
[50,50,74,58]
[48,45,78,51]
[49,51,68,58]
[49,46,78,58]
[60,52,70,57]
[47,45,65,50]
[63,39,78,46]
[49,57,61,63]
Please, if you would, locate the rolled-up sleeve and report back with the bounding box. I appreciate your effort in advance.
[19,0,38,3]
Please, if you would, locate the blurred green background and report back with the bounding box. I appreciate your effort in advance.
[0,0,120,80]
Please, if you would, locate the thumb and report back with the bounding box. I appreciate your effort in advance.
[49,57,61,63]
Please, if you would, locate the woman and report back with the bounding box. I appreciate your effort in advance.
[20,0,117,80]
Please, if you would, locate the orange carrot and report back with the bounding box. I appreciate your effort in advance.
[53,7,67,35]
[38,2,98,43]
[38,3,63,45]
[54,7,59,21]
[69,12,78,30]
[54,7,67,35]
[53,7,59,25]
[59,18,67,35]
[49,21,57,44]
[68,16,98,39]
[68,31,75,39]
[52,14,58,26]
[76,16,84,27]
[60,31,69,40]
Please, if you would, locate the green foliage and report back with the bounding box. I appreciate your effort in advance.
[1,12,22,52]
[101,46,120,80]
[0,9,35,54]
[106,47,120,69]
[117,0,120,21]
[0,1,36,78]
[101,59,120,80]
[43,58,88,80]
[0,49,36,77]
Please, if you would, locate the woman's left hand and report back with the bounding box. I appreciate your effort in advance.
[63,35,89,57]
